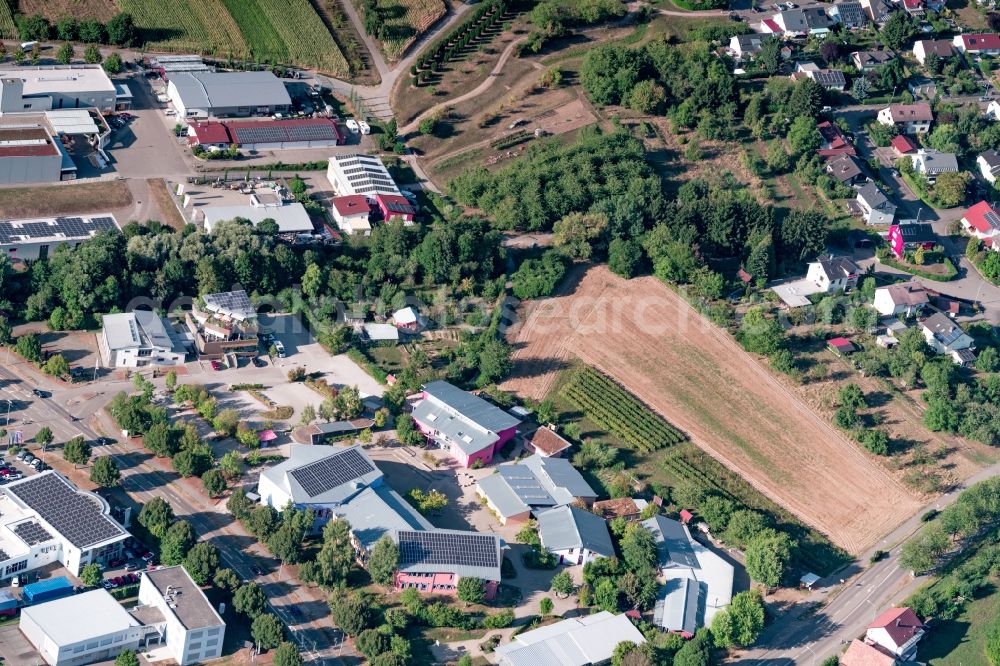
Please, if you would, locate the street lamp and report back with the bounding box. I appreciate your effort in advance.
[4,399,11,427]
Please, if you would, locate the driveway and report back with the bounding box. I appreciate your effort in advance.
[104,74,189,179]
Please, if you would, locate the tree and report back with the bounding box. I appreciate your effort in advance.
[273,642,303,666]
[932,171,970,208]
[329,591,376,636]
[219,450,244,480]
[144,422,177,458]
[457,577,485,605]
[553,212,608,260]
[620,524,657,572]
[628,80,667,114]
[90,456,121,487]
[81,562,102,587]
[299,404,316,426]
[838,383,867,410]
[407,488,448,514]
[227,487,254,520]
[35,426,53,450]
[104,52,123,74]
[16,334,42,363]
[63,435,92,467]
[161,520,196,565]
[737,308,785,356]
[245,505,279,539]
[234,583,267,619]
[165,370,177,392]
[138,497,174,538]
[18,14,51,41]
[779,210,828,262]
[213,409,240,436]
[251,613,284,650]
[757,36,781,74]
[745,530,794,589]
[881,11,915,50]
[106,13,136,46]
[977,346,1000,373]
[851,76,871,100]
[819,40,839,63]
[84,44,102,64]
[115,651,139,666]
[712,589,766,647]
[787,78,823,118]
[202,469,227,497]
[214,568,241,595]
[418,117,437,135]
[356,628,390,660]
[594,577,620,612]
[540,597,554,615]
[79,19,105,43]
[674,629,712,666]
[368,535,399,587]
[788,115,822,155]
[184,542,221,585]
[766,140,790,173]
[608,238,642,278]
[551,570,574,597]
[57,42,74,65]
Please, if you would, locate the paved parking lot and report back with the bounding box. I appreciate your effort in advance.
[105,75,189,178]
[0,623,41,666]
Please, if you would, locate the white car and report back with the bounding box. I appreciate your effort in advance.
[346,119,360,133]
[358,120,371,135]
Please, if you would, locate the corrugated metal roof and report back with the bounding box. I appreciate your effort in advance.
[643,515,700,569]
[495,612,645,666]
[653,577,703,634]
[171,71,290,111]
[422,381,521,433]
[523,455,596,502]
[536,505,614,556]
[337,485,432,551]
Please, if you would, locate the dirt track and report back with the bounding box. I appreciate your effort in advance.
[501,266,923,554]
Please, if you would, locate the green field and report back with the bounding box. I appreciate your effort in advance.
[0,0,15,38]
[113,0,349,76]
[919,585,1000,665]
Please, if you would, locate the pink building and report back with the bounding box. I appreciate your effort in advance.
[393,529,503,600]
[411,381,521,467]
[375,194,417,224]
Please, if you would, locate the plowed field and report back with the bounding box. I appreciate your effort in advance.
[501,265,923,554]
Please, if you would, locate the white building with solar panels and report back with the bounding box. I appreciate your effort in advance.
[0,472,130,581]
[326,154,402,197]
[0,213,119,261]
[99,311,187,369]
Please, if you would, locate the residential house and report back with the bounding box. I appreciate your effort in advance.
[476,453,598,524]
[873,281,929,316]
[729,33,764,60]
[891,134,917,156]
[953,33,1000,56]
[987,99,1000,120]
[962,200,1000,246]
[910,148,959,184]
[828,1,868,28]
[524,426,572,457]
[99,312,187,369]
[411,381,522,467]
[793,62,847,90]
[806,255,861,291]
[776,8,831,36]
[817,121,856,156]
[375,193,416,225]
[852,48,894,71]
[592,497,649,522]
[912,39,954,65]
[392,306,425,332]
[393,528,504,600]
[856,182,897,225]
[865,607,925,661]
[536,505,615,566]
[184,289,259,358]
[860,0,895,23]
[644,515,734,634]
[921,312,975,359]
[826,154,865,184]
[330,195,372,236]
[877,103,934,133]
[495,612,646,666]
[887,222,935,259]
[978,149,1000,184]
[902,0,925,17]
[840,640,900,666]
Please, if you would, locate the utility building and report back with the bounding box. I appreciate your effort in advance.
[167,71,292,118]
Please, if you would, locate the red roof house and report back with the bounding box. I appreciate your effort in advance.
[890,135,916,155]
[840,640,898,666]
[187,121,233,147]
[956,33,1000,54]
[962,200,1000,240]
[762,18,781,33]
[816,121,856,157]
[679,509,694,524]
[828,337,856,355]
[525,427,572,457]
[330,195,372,236]
[865,607,925,660]
[375,194,417,224]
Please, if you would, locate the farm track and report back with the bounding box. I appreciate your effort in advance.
[501,265,924,554]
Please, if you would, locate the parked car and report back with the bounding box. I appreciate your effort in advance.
[109,558,125,568]
[3,472,22,481]
[141,551,155,562]
[274,341,286,358]
[31,389,48,398]
[358,120,371,135]
[31,459,44,470]
[345,119,359,133]
[125,562,139,572]
[252,357,267,368]
[15,450,27,460]
[22,455,35,465]
[210,360,223,371]
[252,566,266,577]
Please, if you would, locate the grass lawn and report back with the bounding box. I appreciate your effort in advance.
[919,579,1000,664]
[0,180,132,218]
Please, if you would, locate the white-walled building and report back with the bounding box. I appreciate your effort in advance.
[0,66,117,114]
[978,149,1000,184]
[19,589,164,666]
[327,154,401,196]
[856,182,897,226]
[330,195,372,236]
[99,311,186,369]
[536,505,614,566]
[806,256,861,292]
[137,566,226,666]
[877,103,934,134]
[166,71,291,119]
[921,312,975,356]
[873,281,929,317]
[0,213,119,261]
[865,607,925,661]
[0,472,129,581]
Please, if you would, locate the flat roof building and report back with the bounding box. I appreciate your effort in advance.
[327,154,401,197]
[0,472,129,580]
[137,566,226,666]
[0,213,118,261]
[0,66,117,114]
[19,588,167,666]
[200,201,314,234]
[99,311,187,369]
[167,71,292,119]
[495,612,646,666]
[186,289,258,358]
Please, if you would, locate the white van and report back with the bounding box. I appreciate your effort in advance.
[274,341,286,358]
[20,41,38,52]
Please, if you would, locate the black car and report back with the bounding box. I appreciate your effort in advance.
[252,357,267,368]
[31,388,49,398]
[251,566,266,577]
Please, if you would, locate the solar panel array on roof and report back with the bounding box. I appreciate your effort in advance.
[986,211,1000,228]
[202,290,254,319]
[13,520,53,546]
[233,123,339,146]
[384,200,415,214]
[397,530,500,569]
[289,448,377,498]
[5,473,125,548]
[0,214,117,245]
